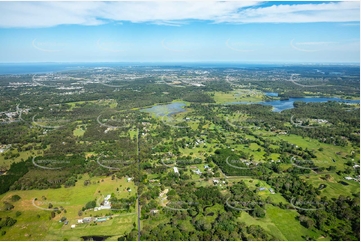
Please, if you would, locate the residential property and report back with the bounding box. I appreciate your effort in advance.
[150,209,159,215]
[82,217,92,223]
[193,168,202,175]
[159,189,169,198]
[173,167,179,174]
[95,194,111,211]
[95,217,108,222]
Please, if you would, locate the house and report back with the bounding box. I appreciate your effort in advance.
[173,167,179,174]
[127,177,133,182]
[82,217,92,223]
[345,177,353,180]
[204,165,209,169]
[213,179,219,185]
[97,194,111,210]
[71,225,76,229]
[269,188,275,194]
[259,187,266,191]
[193,169,202,175]
[150,209,159,215]
[77,219,83,224]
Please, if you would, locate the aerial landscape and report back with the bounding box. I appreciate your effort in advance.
[0,1,360,241]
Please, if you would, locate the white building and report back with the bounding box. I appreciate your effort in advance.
[173,167,179,173]
[97,195,112,210]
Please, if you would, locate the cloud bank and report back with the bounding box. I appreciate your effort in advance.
[0,1,359,28]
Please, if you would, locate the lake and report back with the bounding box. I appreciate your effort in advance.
[226,94,360,112]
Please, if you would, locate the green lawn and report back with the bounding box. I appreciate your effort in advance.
[73,125,86,137]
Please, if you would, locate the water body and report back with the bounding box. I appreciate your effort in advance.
[141,102,186,117]
[0,62,137,75]
[0,63,85,75]
[264,92,278,97]
[144,97,359,116]
[0,62,291,75]
[227,94,360,112]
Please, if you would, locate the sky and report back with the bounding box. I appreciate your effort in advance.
[0,0,359,63]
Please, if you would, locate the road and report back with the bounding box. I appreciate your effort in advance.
[136,128,141,241]
[289,73,323,87]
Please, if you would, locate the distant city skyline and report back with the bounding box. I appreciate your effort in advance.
[0,1,359,63]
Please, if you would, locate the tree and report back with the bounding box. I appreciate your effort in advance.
[252,205,265,218]
[3,202,14,211]
[10,195,21,202]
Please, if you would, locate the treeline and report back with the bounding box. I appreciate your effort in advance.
[0,158,29,194]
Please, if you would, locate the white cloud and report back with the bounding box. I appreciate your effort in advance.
[215,1,360,23]
[0,1,359,28]
[290,38,359,52]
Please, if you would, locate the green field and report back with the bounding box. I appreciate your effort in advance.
[238,205,325,241]
[211,89,265,104]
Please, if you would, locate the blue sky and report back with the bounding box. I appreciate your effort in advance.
[0,1,359,63]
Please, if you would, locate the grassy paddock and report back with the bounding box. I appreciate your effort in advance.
[0,175,137,241]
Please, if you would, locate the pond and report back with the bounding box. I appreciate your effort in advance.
[141,101,186,117]
[264,92,278,97]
